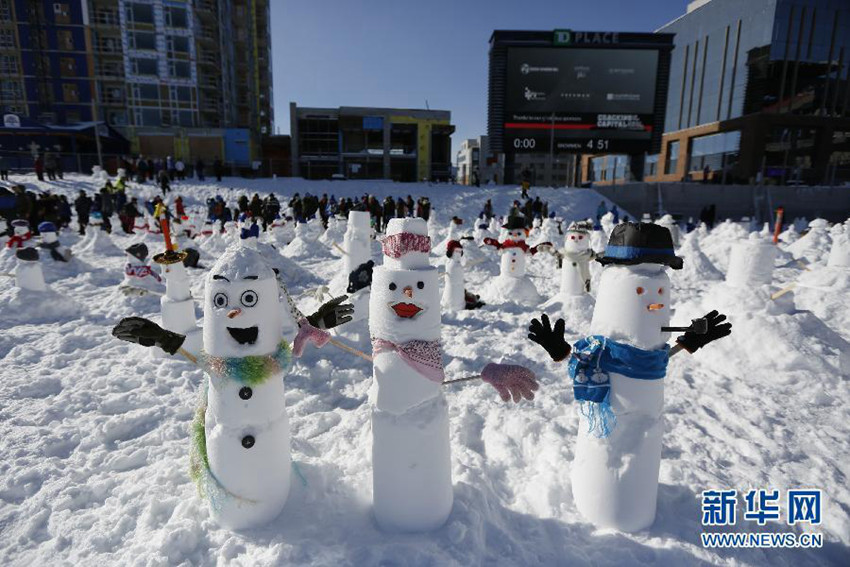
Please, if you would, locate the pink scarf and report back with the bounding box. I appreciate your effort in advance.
[372,338,445,383]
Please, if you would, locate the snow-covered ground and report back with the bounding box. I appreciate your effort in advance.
[1,174,848,566]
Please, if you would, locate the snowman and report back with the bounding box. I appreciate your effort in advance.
[481,216,551,306]
[435,216,464,256]
[13,247,46,291]
[369,218,537,532]
[120,243,163,294]
[6,219,32,249]
[472,214,491,244]
[531,215,561,248]
[656,214,680,248]
[37,222,71,262]
[441,240,483,311]
[827,224,850,268]
[558,221,595,296]
[0,218,9,247]
[112,246,353,530]
[529,223,732,532]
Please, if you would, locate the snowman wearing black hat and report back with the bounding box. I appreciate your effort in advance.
[528,222,732,532]
[482,215,552,305]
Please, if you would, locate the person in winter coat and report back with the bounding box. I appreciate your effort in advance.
[74,190,92,235]
[213,157,223,182]
[120,198,142,234]
[175,196,186,217]
[99,187,114,233]
[248,194,263,219]
[44,152,58,181]
[157,169,171,195]
[0,155,9,181]
[34,155,44,181]
[58,195,72,228]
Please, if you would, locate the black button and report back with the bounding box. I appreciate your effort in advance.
[239,386,252,400]
[572,262,577,266]
[241,435,255,449]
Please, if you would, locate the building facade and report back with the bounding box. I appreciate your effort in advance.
[456,135,503,185]
[290,104,455,182]
[0,0,272,166]
[585,0,850,186]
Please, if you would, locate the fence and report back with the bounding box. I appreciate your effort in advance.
[593,182,850,224]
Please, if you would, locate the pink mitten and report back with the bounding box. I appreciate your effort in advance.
[292,318,331,358]
[481,363,539,403]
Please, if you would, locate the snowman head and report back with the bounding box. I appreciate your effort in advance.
[203,246,282,357]
[564,224,590,254]
[38,222,58,244]
[590,265,671,350]
[11,219,29,236]
[369,218,440,343]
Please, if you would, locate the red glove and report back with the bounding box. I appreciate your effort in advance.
[481,363,539,402]
[482,237,502,250]
[292,318,331,357]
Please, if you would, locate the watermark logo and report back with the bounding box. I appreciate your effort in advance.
[700,488,823,549]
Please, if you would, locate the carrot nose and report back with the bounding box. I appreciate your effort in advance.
[647,303,665,311]
[403,286,413,298]
[227,308,242,319]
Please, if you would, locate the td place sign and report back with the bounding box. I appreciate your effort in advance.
[554,29,620,46]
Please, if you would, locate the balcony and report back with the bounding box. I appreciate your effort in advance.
[92,10,120,27]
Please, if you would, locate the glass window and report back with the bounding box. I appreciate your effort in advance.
[168,61,191,78]
[141,108,161,126]
[165,7,188,28]
[131,58,158,76]
[665,140,680,175]
[0,29,15,48]
[130,32,156,51]
[126,3,154,24]
[167,35,190,54]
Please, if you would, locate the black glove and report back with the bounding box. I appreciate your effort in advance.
[112,317,186,355]
[307,295,354,329]
[347,260,374,294]
[528,313,571,362]
[676,310,731,353]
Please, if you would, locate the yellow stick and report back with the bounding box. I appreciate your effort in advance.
[328,337,372,362]
[770,283,797,300]
[178,347,199,365]
[332,242,348,255]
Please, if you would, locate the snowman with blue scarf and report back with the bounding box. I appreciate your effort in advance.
[529,222,731,532]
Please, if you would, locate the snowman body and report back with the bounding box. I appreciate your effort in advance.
[159,259,202,355]
[484,229,542,305]
[197,247,291,529]
[442,251,465,311]
[16,253,47,291]
[726,233,777,288]
[39,230,71,262]
[369,218,452,532]
[343,211,372,276]
[123,253,162,291]
[560,230,592,296]
[571,264,671,532]
[827,226,850,268]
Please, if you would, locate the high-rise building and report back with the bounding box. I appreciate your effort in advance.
[0,0,273,166]
[1,1,94,124]
[587,0,850,186]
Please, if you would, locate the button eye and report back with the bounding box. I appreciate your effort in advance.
[636,287,645,295]
[241,290,258,307]
[578,235,584,240]
[213,292,228,308]
[389,282,397,291]
[658,287,664,294]
[417,281,424,289]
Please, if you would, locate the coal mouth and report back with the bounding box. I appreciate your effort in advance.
[227,326,259,345]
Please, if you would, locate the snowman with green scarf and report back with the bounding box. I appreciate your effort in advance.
[111,245,352,530]
[528,222,732,532]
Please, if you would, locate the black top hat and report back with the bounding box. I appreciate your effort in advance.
[16,247,39,262]
[125,243,148,262]
[596,222,683,269]
[502,216,527,230]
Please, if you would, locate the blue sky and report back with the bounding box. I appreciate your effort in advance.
[270,0,686,154]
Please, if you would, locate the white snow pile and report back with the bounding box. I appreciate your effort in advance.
[0,174,848,566]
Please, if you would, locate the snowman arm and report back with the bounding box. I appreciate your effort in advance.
[669,343,686,357]
[482,237,502,250]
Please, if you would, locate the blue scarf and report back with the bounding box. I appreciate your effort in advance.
[240,223,260,240]
[568,335,669,438]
